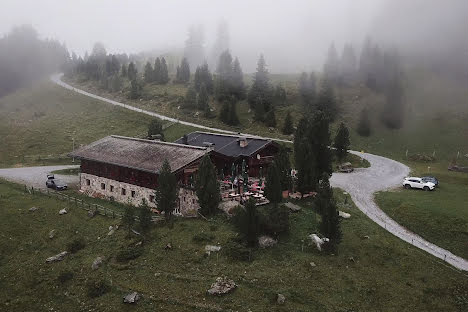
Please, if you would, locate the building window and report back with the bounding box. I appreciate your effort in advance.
[149,195,154,203]
[121,188,126,196]
[101,183,106,190]
[131,190,136,198]
[86,179,90,186]
[110,185,114,192]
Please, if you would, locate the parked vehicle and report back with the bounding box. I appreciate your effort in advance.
[338,162,354,173]
[402,177,435,191]
[421,176,439,187]
[46,174,68,190]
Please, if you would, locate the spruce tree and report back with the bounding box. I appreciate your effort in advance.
[282,111,294,135]
[219,101,230,124]
[333,122,350,161]
[138,199,152,234]
[310,111,333,178]
[274,84,287,106]
[232,198,259,247]
[231,57,245,100]
[265,109,276,128]
[194,66,202,90]
[323,43,340,85]
[275,146,291,191]
[228,97,240,126]
[340,43,357,85]
[122,205,135,235]
[318,173,341,249]
[153,57,161,83]
[160,57,169,84]
[294,117,316,195]
[127,62,137,81]
[264,161,282,204]
[195,154,220,216]
[184,85,197,109]
[248,54,272,114]
[357,108,371,137]
[129,79,141,99]
[110,74,123,92]
[121,63,127,77]
[147,119,165,141]
[316,80,337,121]
[155,160,178,223]
[144,61,153,83]
[197,83,209,112]
[200,62,214,94]
[215,50,233,102]
[179,57,190,84]
[381,72,404,129]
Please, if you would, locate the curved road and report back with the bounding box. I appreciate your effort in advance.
[50,74,468,271]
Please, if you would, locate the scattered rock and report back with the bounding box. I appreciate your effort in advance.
[135,241,143,247]
[277,293,286,305]
[59,208,67,215]
[363,235,370,240]
[349,256,355,263]
[284,202,301,212]
[123,292,140,304]
[339,211,351,219]
[29,206,39,212]
[88,209,97,218]
[48,229,56,239]
[165,242,172,250]
[219,200,241,216]
[46,251,68,263]
[309,262,316,267]
[205,245,221,255]
[91,256,104,270]
[131,229,141,236]
[258,235,277,248]
[107,229,115,236]
[108,225,113,231]
[308,234,329,251]
[207,277,237,296]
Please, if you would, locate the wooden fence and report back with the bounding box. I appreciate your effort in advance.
[24,185,164,222]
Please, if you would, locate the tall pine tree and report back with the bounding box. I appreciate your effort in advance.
[153,57,161,83]
[195,154,220,216]
[282,111,294,135]
[333,122,350,161]
[264,161,282,204]
[248,55,272,119]
[160,57,169,84]
[144,61,153,83]
[318,173,341,250]
[155,160,178,223]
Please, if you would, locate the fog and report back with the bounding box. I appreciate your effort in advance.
[1,0,467,73]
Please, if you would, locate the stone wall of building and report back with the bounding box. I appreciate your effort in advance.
[79,173,199,216]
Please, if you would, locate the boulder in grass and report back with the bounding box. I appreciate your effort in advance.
[277,293,286,305]
[308,234,329,251]
[46,251,68,263]
[59,208,67,215]
[123,292,140,304]
[207,277,237,296]
[29,206,39,212]
[92,256,104,270]
[258,235,277,248]
[205,245,221,255]
[49,229,56,239]
[339,211,351,219]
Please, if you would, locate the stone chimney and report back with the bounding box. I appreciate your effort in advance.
[239,137,248,148]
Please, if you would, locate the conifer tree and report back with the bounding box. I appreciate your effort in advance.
[184,85,197,109]
[110,74,122,92]
[155,160,178,223]
[194,66,202,90]
[333,122,350,161]
[248,54,272,115]
[294,117,316,195]
[232,198,259,247]
[265,109,276,128]
[153,57,161,83]
[147,119,165,140]
[138,199,152,234]
[316,80,337,121]
[310,111,333,178]
[381,72,404,129]
[160,57,169,84]
[357,108,371,137]
[127,62,137,81]
[129,79,141,99]
[179,57,190,83]
[264,161,282,204]
[228,97,240,126]
[323,43,340,85]
[219,101,230,124]
[318,173,341,249]
[274,84,287,106]
[144,61,153,83]
[275,146,291,191]
[121,63,127,77]
[197,83,209,112]
[215,50,233,102]
[200,62,214,93]
[231,57,245,100]
[340,43,357,85]
[195,154,220,216]
[282,111,294,135]
[122,205,135,235]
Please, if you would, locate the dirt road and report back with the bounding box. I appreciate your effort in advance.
[331,151,468,271]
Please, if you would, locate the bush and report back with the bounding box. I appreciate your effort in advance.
[116,247,143,263]
[66,238,86,254]
[57,271,74,284]
[192,232,215,244]
[223,240,252,262]
[86,279,110,298]
[260,204,290,237]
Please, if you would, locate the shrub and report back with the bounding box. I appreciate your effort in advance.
[223,240,252,262]
[66,238,86,254]
[192,232,215,244]
[116,247,143,263]
[86,279,110,298]
[57,271,74,284]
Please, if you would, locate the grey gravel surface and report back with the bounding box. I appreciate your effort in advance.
[0,165,79,189]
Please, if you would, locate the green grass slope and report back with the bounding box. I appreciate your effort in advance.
[0,180,466,311]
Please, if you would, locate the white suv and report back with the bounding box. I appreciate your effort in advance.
[403,177,435,191]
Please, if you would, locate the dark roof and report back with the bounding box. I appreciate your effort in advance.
[70,135,207,173]
[174,131,276,158]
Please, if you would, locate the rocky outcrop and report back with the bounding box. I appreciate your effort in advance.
[46,251,68,263]
[258,235,277,248]
[123,292,140,304]
[207,277,237,296]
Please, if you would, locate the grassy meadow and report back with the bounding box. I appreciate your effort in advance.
[1,179,467,311]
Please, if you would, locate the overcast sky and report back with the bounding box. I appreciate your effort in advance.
[1,0,389,72]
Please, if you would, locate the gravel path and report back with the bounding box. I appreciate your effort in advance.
[0,165,79,189]
[331,151,468,271]
[51,73,468,271]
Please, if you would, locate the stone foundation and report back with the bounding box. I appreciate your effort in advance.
[79,173,199,216]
